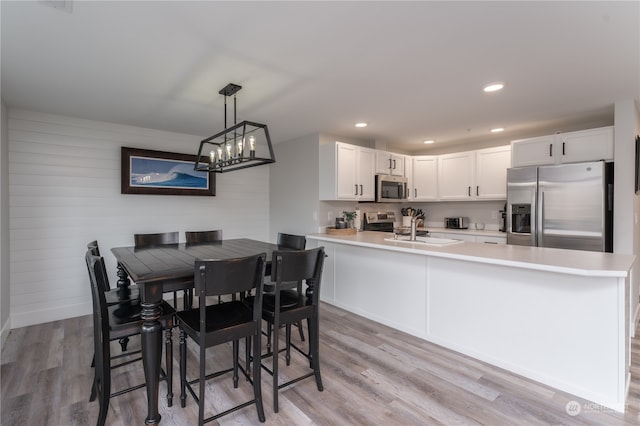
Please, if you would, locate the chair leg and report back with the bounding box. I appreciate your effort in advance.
[297,320,305,342]
[183,289,193,310]
[179,329,187,408]
[285,325,292,366]
[233,340,239,388]
[272,321,279,413]
[245,336,251,379]
[173,291,178,309]
[165,328,173,407]
[266,322,272,353]
[97,344,111,426]
[252,331,266,422]
[310,316,323,392]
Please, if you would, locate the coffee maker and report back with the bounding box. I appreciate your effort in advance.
[499,203,506,232]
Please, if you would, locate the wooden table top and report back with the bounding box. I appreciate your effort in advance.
[111,238,279,284]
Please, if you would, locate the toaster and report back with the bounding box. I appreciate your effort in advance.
[445,217,469,229]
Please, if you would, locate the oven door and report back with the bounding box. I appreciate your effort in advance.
[376,175,408,202]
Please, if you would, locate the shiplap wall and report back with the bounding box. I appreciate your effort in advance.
[8,109,271,328]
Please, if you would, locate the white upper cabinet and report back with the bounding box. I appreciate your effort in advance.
[475,146,511,199]
[375,151,405,176]
[438,146,511,201]
[511,126,613,167]
[320,141,375,201]
[438,151,475,200]
[412,156,438,201]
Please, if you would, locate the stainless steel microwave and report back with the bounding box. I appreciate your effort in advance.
[376,174,408,202]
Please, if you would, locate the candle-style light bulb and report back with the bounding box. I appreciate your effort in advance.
[217,147,223,163]
[209,150,216,164]
[249,135,256,158]
[225,143,232,162]
[237,139,244,157]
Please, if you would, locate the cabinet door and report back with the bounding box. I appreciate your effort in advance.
[475,146,510,199]
[438,152,474,200]
[412,156,438,200]
[336,143,358,200]
[357,148,376,200]
[375,152,392,174]
[558,127,614,164]
[405,157,414,200]
[511,135,556,167]
[390,154,405,176]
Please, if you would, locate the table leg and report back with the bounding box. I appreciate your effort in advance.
[141,283,163,425]
[116,263,132,301]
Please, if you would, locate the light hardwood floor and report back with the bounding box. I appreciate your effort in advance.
[2,302,640,425]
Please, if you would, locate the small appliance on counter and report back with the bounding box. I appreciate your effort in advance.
[445,217,469,229]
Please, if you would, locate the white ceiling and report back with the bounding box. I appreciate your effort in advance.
[1,1,639,154]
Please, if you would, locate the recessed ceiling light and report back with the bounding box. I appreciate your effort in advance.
[423,140,435,144]
[355,122,367,128]
[491,127,504,133]
[483,82,505,92]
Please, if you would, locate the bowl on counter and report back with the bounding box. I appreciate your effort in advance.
[475,223,485,230]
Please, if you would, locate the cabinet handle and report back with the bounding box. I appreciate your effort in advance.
[468,186,471,197]
[476,186,479,196]
[562,142,566,155]
[484,241,498,244]
[393,159,396,169]
[354,184,358,196]
[549,144,553,157]
[414,188,417,198]
[389,158,392,169]
[359,184,363,195]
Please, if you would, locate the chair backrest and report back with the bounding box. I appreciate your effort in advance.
[194,253,266,298]
[277,233,306,250]
[85,250,110,334]
[87,240,101,256]
[271,247,325,305]
[185,229,223,244]
[86,241,111,290]
[134,232,179,247]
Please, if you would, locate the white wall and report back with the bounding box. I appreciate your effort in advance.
[613,100,640,325]
[7,109,271,328]
[1,100,10,348]
[269,133,320,241]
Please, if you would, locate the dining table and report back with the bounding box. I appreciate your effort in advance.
[110,238,282,425]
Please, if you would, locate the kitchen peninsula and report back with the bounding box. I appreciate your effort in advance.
[307,231,636,412]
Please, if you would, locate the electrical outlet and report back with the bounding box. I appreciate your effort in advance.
[328,211,333,221]
[491,210,498,219]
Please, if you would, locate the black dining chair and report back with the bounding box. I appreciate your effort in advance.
[85,249,175,426]
[88,241,140,307]
[175,253,266,425]
[185,229,223,244]
[133,232,191,309]
[269,233,307,346]
[258,246,325,413]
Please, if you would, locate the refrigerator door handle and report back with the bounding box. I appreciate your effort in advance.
[607,183,614,211]
[538,191,544,247]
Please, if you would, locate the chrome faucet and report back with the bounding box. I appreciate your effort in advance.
[410,215,424,241]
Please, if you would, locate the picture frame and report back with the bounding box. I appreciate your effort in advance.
[121,147,215,196]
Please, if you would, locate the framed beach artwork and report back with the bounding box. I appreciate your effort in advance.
[121,147,215,196]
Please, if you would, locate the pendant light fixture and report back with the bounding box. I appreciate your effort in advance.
[194,83,275,173]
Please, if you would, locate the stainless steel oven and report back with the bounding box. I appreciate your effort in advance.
[376,175,408,203]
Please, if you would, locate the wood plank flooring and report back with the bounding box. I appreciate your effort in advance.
[2,302,640,425]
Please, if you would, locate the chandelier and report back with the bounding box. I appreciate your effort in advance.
[194,83,275,173]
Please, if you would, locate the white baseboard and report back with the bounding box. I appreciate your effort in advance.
[10,302,92,329]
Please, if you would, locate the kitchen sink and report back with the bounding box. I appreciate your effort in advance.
[384,236,464,246]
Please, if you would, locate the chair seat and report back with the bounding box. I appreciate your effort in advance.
[262,290,300,311]
[104,285,140,305]
[176,301,255,337]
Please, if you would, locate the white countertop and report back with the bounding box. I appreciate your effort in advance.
[307,231,635,278]
[419,226,506,238]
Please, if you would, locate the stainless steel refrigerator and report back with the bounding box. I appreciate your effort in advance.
[506,161,613,252]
